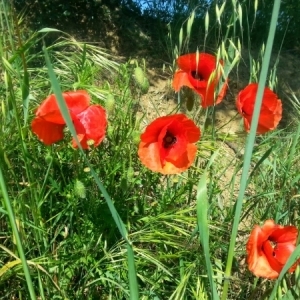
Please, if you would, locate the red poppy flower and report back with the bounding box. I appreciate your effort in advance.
[172,53,228,108]
[138,114,201,174]
[72,105,107,149]
[236,83,282,134]
[246,219,298,279]
[31,90,107,149]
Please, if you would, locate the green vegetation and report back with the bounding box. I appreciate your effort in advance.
[0,0,300,299]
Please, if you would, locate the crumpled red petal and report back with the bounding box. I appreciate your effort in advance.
[72,105,107,149]
[138,141,197,174]
[31,117,65,145]
[236,83,282,134]
[35,90,90,124]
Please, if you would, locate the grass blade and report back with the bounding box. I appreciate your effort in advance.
[0,166,37,299]
[197,172,219,299]
[42,45,139,299]
[221,1,282,299]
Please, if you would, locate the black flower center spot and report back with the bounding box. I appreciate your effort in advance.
[163,131,177,148]
[191,70,203,81]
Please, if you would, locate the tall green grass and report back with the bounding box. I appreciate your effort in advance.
[1,0,300,299]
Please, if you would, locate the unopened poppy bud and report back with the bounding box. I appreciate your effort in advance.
[134,67,149,94]
[127,167,134,180]
[107,125,114,138]
[132,131,140,145]
[45,154,52,164]
[181,87,195,111]
[74,180,86,199]
[105,93,115,113]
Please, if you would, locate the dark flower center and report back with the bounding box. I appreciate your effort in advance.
[191,70,204,81]
[163,131,177,148]
[269,240,277,257]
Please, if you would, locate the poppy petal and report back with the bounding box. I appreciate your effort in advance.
[249,256,279,279]
[273,242,296,266]
[261,240,283,275]
[270,226,298,243]
[216,78,229,105]
[72,105,107,149]
[36,90,90,124]
[246,220,280,279]
[173,70,196,92]
[236,83,282,134]
[138,141,197,174]
[31,117,65,145]
[179,117,201,142]
[157,122,188,165]
[138,142,162,172]
[177,53,217,80]
[140,116,174,143]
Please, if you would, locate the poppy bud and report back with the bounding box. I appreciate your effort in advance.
[181,87,195,111]
[45,153,52,164]
[132,130,140,145]
[105,93,115,113]
[74,180,86,199]
[127,167,134,181]
[107,124,114,139]
[134,67,149,94]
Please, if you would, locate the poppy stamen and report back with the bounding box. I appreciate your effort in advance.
[163,131,177,148]
[191,70,203,81]
[269,240,277,256]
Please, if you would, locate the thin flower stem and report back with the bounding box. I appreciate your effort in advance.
[221,1,282,299]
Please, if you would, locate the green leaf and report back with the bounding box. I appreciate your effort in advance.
[22,70,30,125]
[197,172,219,300]
[222,1,282,299]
